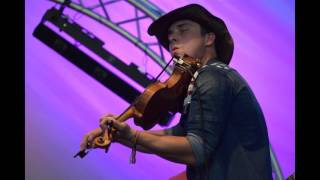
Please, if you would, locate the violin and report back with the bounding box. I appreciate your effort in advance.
[74,54,201,158]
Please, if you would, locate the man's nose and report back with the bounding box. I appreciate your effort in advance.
[168,32,178,44]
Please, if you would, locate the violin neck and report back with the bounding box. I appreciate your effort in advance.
[116,106,136,122]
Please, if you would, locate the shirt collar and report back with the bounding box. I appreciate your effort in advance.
[205,58,222,66]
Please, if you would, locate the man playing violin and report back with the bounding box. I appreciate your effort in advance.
[79,4,273,180]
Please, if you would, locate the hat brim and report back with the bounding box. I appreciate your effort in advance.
[148,4,234,65]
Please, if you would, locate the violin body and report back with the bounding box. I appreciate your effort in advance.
[134,55,201,130]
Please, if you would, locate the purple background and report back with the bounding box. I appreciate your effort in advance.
[26,0,294,179]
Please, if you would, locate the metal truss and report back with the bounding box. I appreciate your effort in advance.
[49,0,172,74]
[270,144,285,180]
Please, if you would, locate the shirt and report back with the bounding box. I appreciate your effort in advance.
[166,58,273,180]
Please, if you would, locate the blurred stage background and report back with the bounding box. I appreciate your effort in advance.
[26,0,295,179]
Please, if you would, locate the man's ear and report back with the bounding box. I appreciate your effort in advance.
[205,32,216,46]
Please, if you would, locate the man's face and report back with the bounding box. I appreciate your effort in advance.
[168,20,207,58]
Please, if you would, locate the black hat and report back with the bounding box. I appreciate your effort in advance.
[148,4,234,65]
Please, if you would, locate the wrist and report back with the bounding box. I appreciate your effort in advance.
[129,129,138,143]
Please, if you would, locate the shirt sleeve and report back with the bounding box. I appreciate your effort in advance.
[185,68,233,167]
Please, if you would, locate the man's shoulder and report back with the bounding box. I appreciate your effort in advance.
[194,63,234,90]
[200,61,234,74]
[197,62,235,81]
[197,62,248,94]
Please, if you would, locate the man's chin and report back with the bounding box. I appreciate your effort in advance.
[173,53,196,60]
[171,51,185,58]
